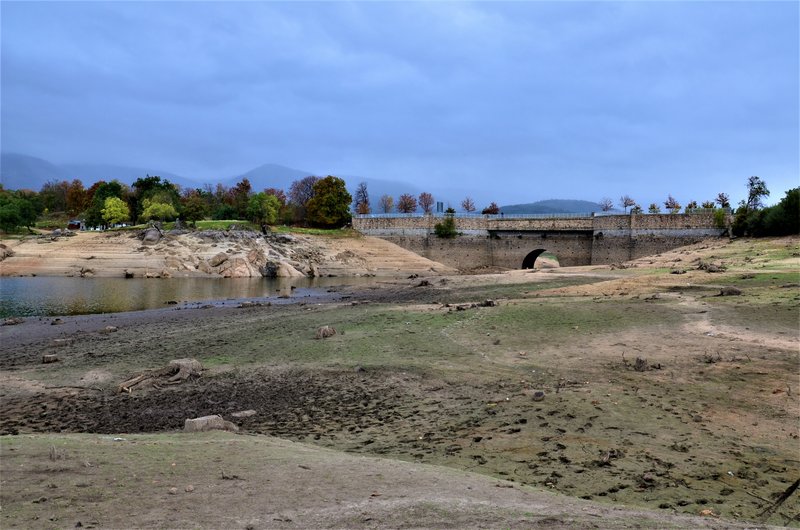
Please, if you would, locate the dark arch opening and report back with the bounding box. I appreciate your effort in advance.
[521,249,547,269]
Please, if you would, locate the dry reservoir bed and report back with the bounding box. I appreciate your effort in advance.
[1,237,799,527]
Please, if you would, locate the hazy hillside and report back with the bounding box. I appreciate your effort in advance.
[3,153,560,212]
[1,154,431,209]
[500,199,607,214]
[1,153,195,190]
[222,163,311,190]
[0,153,63,190]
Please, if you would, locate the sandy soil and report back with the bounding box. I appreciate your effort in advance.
[1,235,798,528]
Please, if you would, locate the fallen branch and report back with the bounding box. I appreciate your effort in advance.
[118,358,203,393]
[758,478,800,522]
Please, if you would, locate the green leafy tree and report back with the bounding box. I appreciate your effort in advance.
[738,187,799,237]
[744,176,769,211]
[85,180,127,228]
[630,204,643,214]
[39,180,69,212]
[733,177,771,236]
[140,197,178,222]
[247,192,280,225]
[762,188,799,235]
[101,196,130,226]
[180,190,208,226]
[701,200,716,209]
[648,203,661,214]
[306,176,352,227]
[0,190,40,232]
[213,204,238,220]
[131,175,179,224]
[0,196,23,232]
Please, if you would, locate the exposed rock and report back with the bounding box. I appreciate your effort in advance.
[315,326,337,339]
[141,228,162,244]
[164,256,183,269]
[42,354,59,364]
[231,410,257,418]
[197,260,214,274]
[697,260,726,273]
[0,244,14,261]
[719,286,742,296]
[208,252,229,267]
[263,260,305,278]
[184,415,239,433]
[3,317,24,326]
[219,257,258,278]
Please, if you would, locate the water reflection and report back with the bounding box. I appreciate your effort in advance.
[0,276,372,317]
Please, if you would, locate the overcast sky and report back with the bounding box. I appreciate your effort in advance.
[2,1,798,207]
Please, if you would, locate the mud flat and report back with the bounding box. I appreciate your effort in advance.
[1,236,798,528]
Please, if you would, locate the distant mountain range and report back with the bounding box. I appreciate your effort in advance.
[0,153,194,191]
[0,153,431,209]
[2,153,605,214]
[499,199,607,214]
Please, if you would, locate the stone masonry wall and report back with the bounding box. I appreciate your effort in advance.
[353,214,725,269]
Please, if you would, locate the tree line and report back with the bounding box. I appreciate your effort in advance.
[1,174,796,237]
[593,178,797,236]
[0,174,353,232]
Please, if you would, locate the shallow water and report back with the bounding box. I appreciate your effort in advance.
[0,276,374,317]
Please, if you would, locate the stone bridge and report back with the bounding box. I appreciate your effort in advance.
[352,213,727,269]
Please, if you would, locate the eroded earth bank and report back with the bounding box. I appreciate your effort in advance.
[1,234,798,528]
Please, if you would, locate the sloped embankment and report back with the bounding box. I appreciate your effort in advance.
[0,229,455,278]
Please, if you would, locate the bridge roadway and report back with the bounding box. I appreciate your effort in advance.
[352,212,727,269]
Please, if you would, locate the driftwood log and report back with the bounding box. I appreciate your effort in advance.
[118,358,203,393]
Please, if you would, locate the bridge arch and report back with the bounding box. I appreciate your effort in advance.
[522,249,547,269]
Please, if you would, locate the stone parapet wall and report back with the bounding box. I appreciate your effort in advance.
[353,213,725,270]
[353,213,719,234]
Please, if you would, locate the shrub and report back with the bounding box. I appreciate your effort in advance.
[434,211,457,238]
